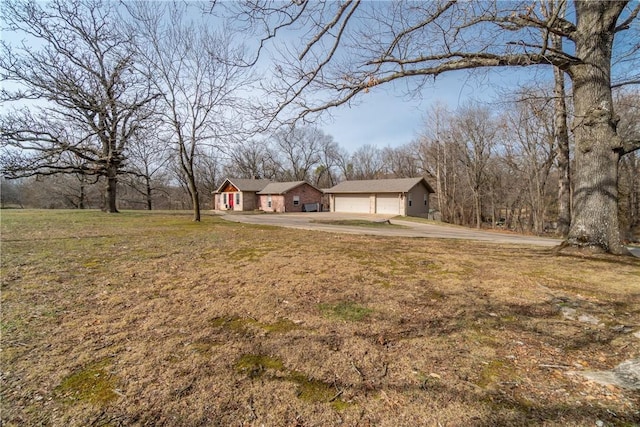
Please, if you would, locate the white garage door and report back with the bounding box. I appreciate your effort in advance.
[334,194,371,213]
[376,194,400,214]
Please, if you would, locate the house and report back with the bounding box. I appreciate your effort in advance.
[213,178,272,211]
[257,181,323,213]
[213,178,324,213]
[325,177,435,217]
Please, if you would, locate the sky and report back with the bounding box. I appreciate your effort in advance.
[319,67,541,152]
[251,0,638,154]
[2,1,635,156]
[251,2,561,154]
[321,81,452,151]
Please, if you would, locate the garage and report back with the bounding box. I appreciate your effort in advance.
[334,194,371,213]
[375,194,400,215]
[327,177,435,217]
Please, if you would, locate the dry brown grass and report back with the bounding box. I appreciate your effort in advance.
[1,209,639,426]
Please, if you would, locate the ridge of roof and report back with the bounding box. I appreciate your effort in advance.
[215,178,272,193]
[257,181,313,194]
[326,177,434,193]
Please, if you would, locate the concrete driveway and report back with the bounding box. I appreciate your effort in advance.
[219,212,563,247]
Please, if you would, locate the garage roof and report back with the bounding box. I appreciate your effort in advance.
[326,177,435,194]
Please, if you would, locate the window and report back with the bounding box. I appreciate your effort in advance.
[408,193,412,207]
[235,193,240,205]
[424,194,428,206]
[293,195,300,206]
[223,193,227,204]
[267,195,272,208]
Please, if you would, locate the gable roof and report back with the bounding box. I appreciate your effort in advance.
[326,177,435,194]
[216,178,272,193]
[257,181,319,195]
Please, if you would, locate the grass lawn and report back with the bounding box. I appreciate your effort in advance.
[1,209,639,426]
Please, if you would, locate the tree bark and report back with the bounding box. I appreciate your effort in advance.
[141,161,153,211]
[145,175,153,211]
[474,191,481,229]
[554,59,571,237]
[565,1,628,254]
[79,175,86,210]
[103,165,119,213]
[188,176,201,222]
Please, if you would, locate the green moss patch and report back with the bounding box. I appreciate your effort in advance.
[289,371,350,409]
[475,360,517,389]
[189,338,221,355]
[235,354,349,409]
[288,371,333,400]
[227,247,269,261]
[55,359,118,405]
[210,316,258,334]
[210,316,300,335]
[319,302,373,322]
[261,318,299,333]
[235,354,285,378]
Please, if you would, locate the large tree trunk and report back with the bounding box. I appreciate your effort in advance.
[473,191,481,229]
[180,145,201,222]
[79,175,86,210]
[189,177,201,222]
[103,164,119,213]
[554,64,571,237]
[183,162,201,221]
[145,176,153,211]
[632,155,640,236]
[565,1,627,254]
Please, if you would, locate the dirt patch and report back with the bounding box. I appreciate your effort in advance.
[1,210,639,426]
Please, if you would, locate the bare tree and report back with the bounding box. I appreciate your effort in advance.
[194,148,225,208]
[334,146,356,181]
[350,144,384,179]
[228,0,640,254]
[416,103,460,223]
[224,138,278,179]
[129,2,254,221]
[381,145,420,178]
[0,177,23,208]
[503,92,557,234]
[451,104,499,229]
[269,126,329,181]
[11,173,103,209]
[616,89,640,241]
[122,127,171,210]
[314,136,341,188]
[549,0,572,237]
[0,0,159,213]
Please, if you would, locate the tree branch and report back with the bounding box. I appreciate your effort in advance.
[381,0,457,61]
[615,3,640,32]
[271,0,360,123]
[611,79,640,89]
[621,138,640,155]
[299,0,358,61]
[298,51,576,118]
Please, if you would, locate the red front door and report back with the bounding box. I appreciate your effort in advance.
[228,193,234,209]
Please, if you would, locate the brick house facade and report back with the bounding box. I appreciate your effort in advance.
[257,181,323,213]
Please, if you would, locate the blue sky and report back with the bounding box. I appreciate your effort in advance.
[322,78,458,151]
[251,1,569,154]
[3,1,635,155]
[320,67,544,152]
[254,0,638,154]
